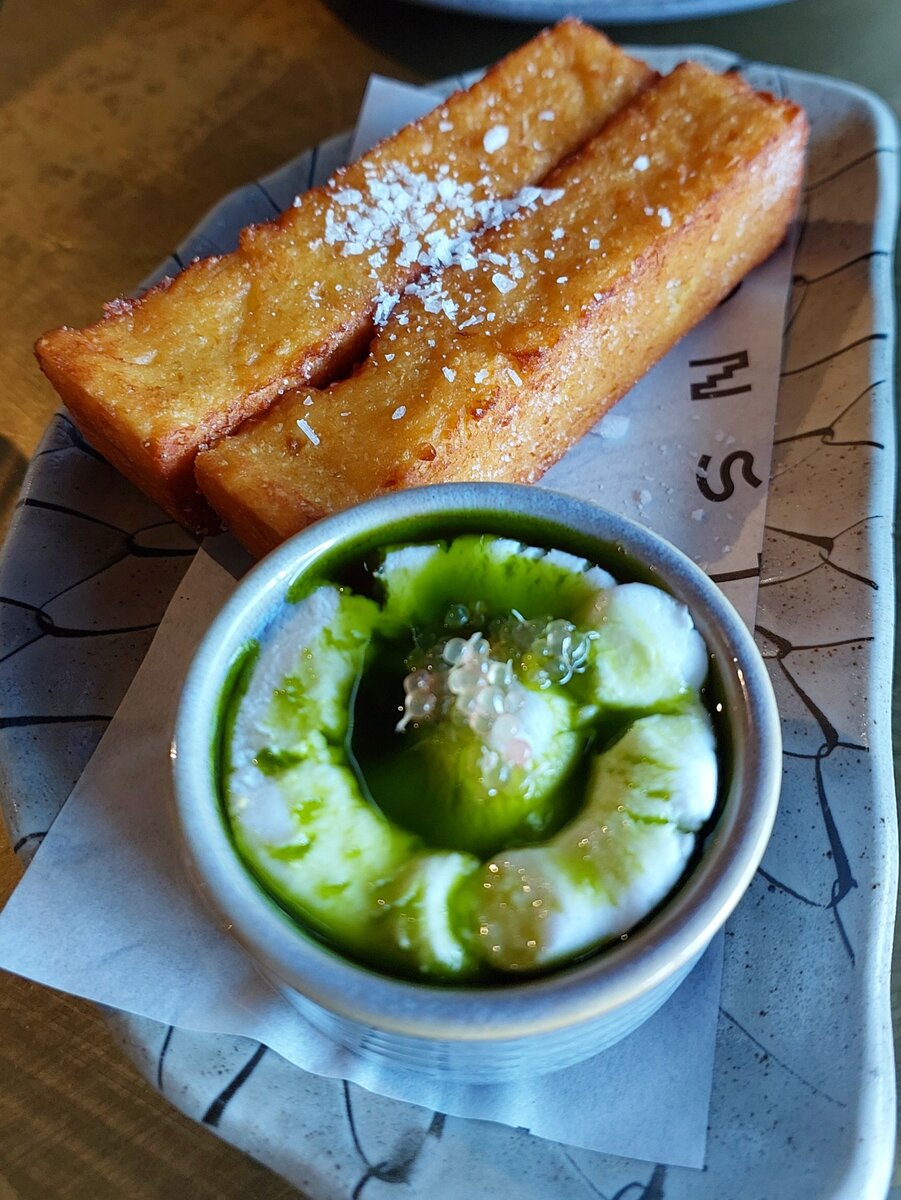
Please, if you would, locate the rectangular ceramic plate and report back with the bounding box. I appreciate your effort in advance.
[0,47,897,1199]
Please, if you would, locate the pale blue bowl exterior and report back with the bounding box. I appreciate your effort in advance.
[173,483,782,1083]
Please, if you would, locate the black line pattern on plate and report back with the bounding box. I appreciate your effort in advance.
[720,1008,846,1107]
[786,249,891,342]
[709,564,760,583]
[202,1043,268,1128]
[772,380,885,451]
[756,865,820,906]
[608,1166,668,1200]
[0,598,160,640]
[756,620,864,962]
[762,519,879,590]
[32,413,107,463]
[780,332,888,377]
[558,1149,609,1199]
[805,145,899,192]
[793,249,890,286]
[557,1151,668,1200]
[156,1025,175,1091]
[0,713,112,729]
[12,831,46,855]
[18,499,196,557]
[253,180,282,215]
[306,144,319,191]
[344,1081,445,1199]
[0,412,197,851]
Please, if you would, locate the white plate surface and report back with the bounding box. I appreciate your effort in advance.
[0,46,897,1200]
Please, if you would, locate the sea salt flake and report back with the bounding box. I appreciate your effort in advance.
[333,187,363,205]
[633,155,650,172]
[483,125,509,154]
[551,227,564,241]
[439,120,453,132]
[296,418,319,446]
[658,207,673,228]
[539,110,555,122]
[691,509,706,522]
[598,413,630,440]
[374,292,398,325]
[443,366,457,382]
[589,238,601,251]
[505,368,523,387]
[397,239,422,267]
[474,369,489,383]
[392,406,407,421]
[492,272,516,294]
[556,276,568,285]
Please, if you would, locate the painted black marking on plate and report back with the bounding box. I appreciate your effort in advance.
[780,333,888,378]
[805,145,899,192]
[756,866,821,907]
[609,1165,668,1200]
[156,1025,175,1092]
[345,1080,446,1199]
[254,180,282,216]
[709,564,760,583]
[202,1043,268,1128]
[773,379,885,450]
[0,714,112,730]
[720,1008,846,1106]
[793,249,890,287]
[12,831,46,855]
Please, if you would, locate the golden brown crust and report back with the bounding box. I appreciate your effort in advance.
[34,22,653,528]
[196,63,809,558]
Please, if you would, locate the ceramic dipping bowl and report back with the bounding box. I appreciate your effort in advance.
[173,482,781,1083]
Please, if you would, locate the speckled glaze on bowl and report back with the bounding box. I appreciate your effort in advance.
[172,483,781,1083]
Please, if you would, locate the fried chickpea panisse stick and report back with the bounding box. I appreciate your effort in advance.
[196,63,808,558]
[35,22,653,529]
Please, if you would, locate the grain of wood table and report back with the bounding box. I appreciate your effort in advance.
[1,0,898,1195]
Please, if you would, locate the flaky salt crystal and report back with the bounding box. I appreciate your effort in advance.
[483,125,509,154]
[296,418,319,446]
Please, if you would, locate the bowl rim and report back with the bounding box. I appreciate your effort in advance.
[172,482,782,1043]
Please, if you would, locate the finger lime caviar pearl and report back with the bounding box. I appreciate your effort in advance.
[221,535,718,982]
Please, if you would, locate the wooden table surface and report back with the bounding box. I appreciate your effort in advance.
[1,0,899,1195]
